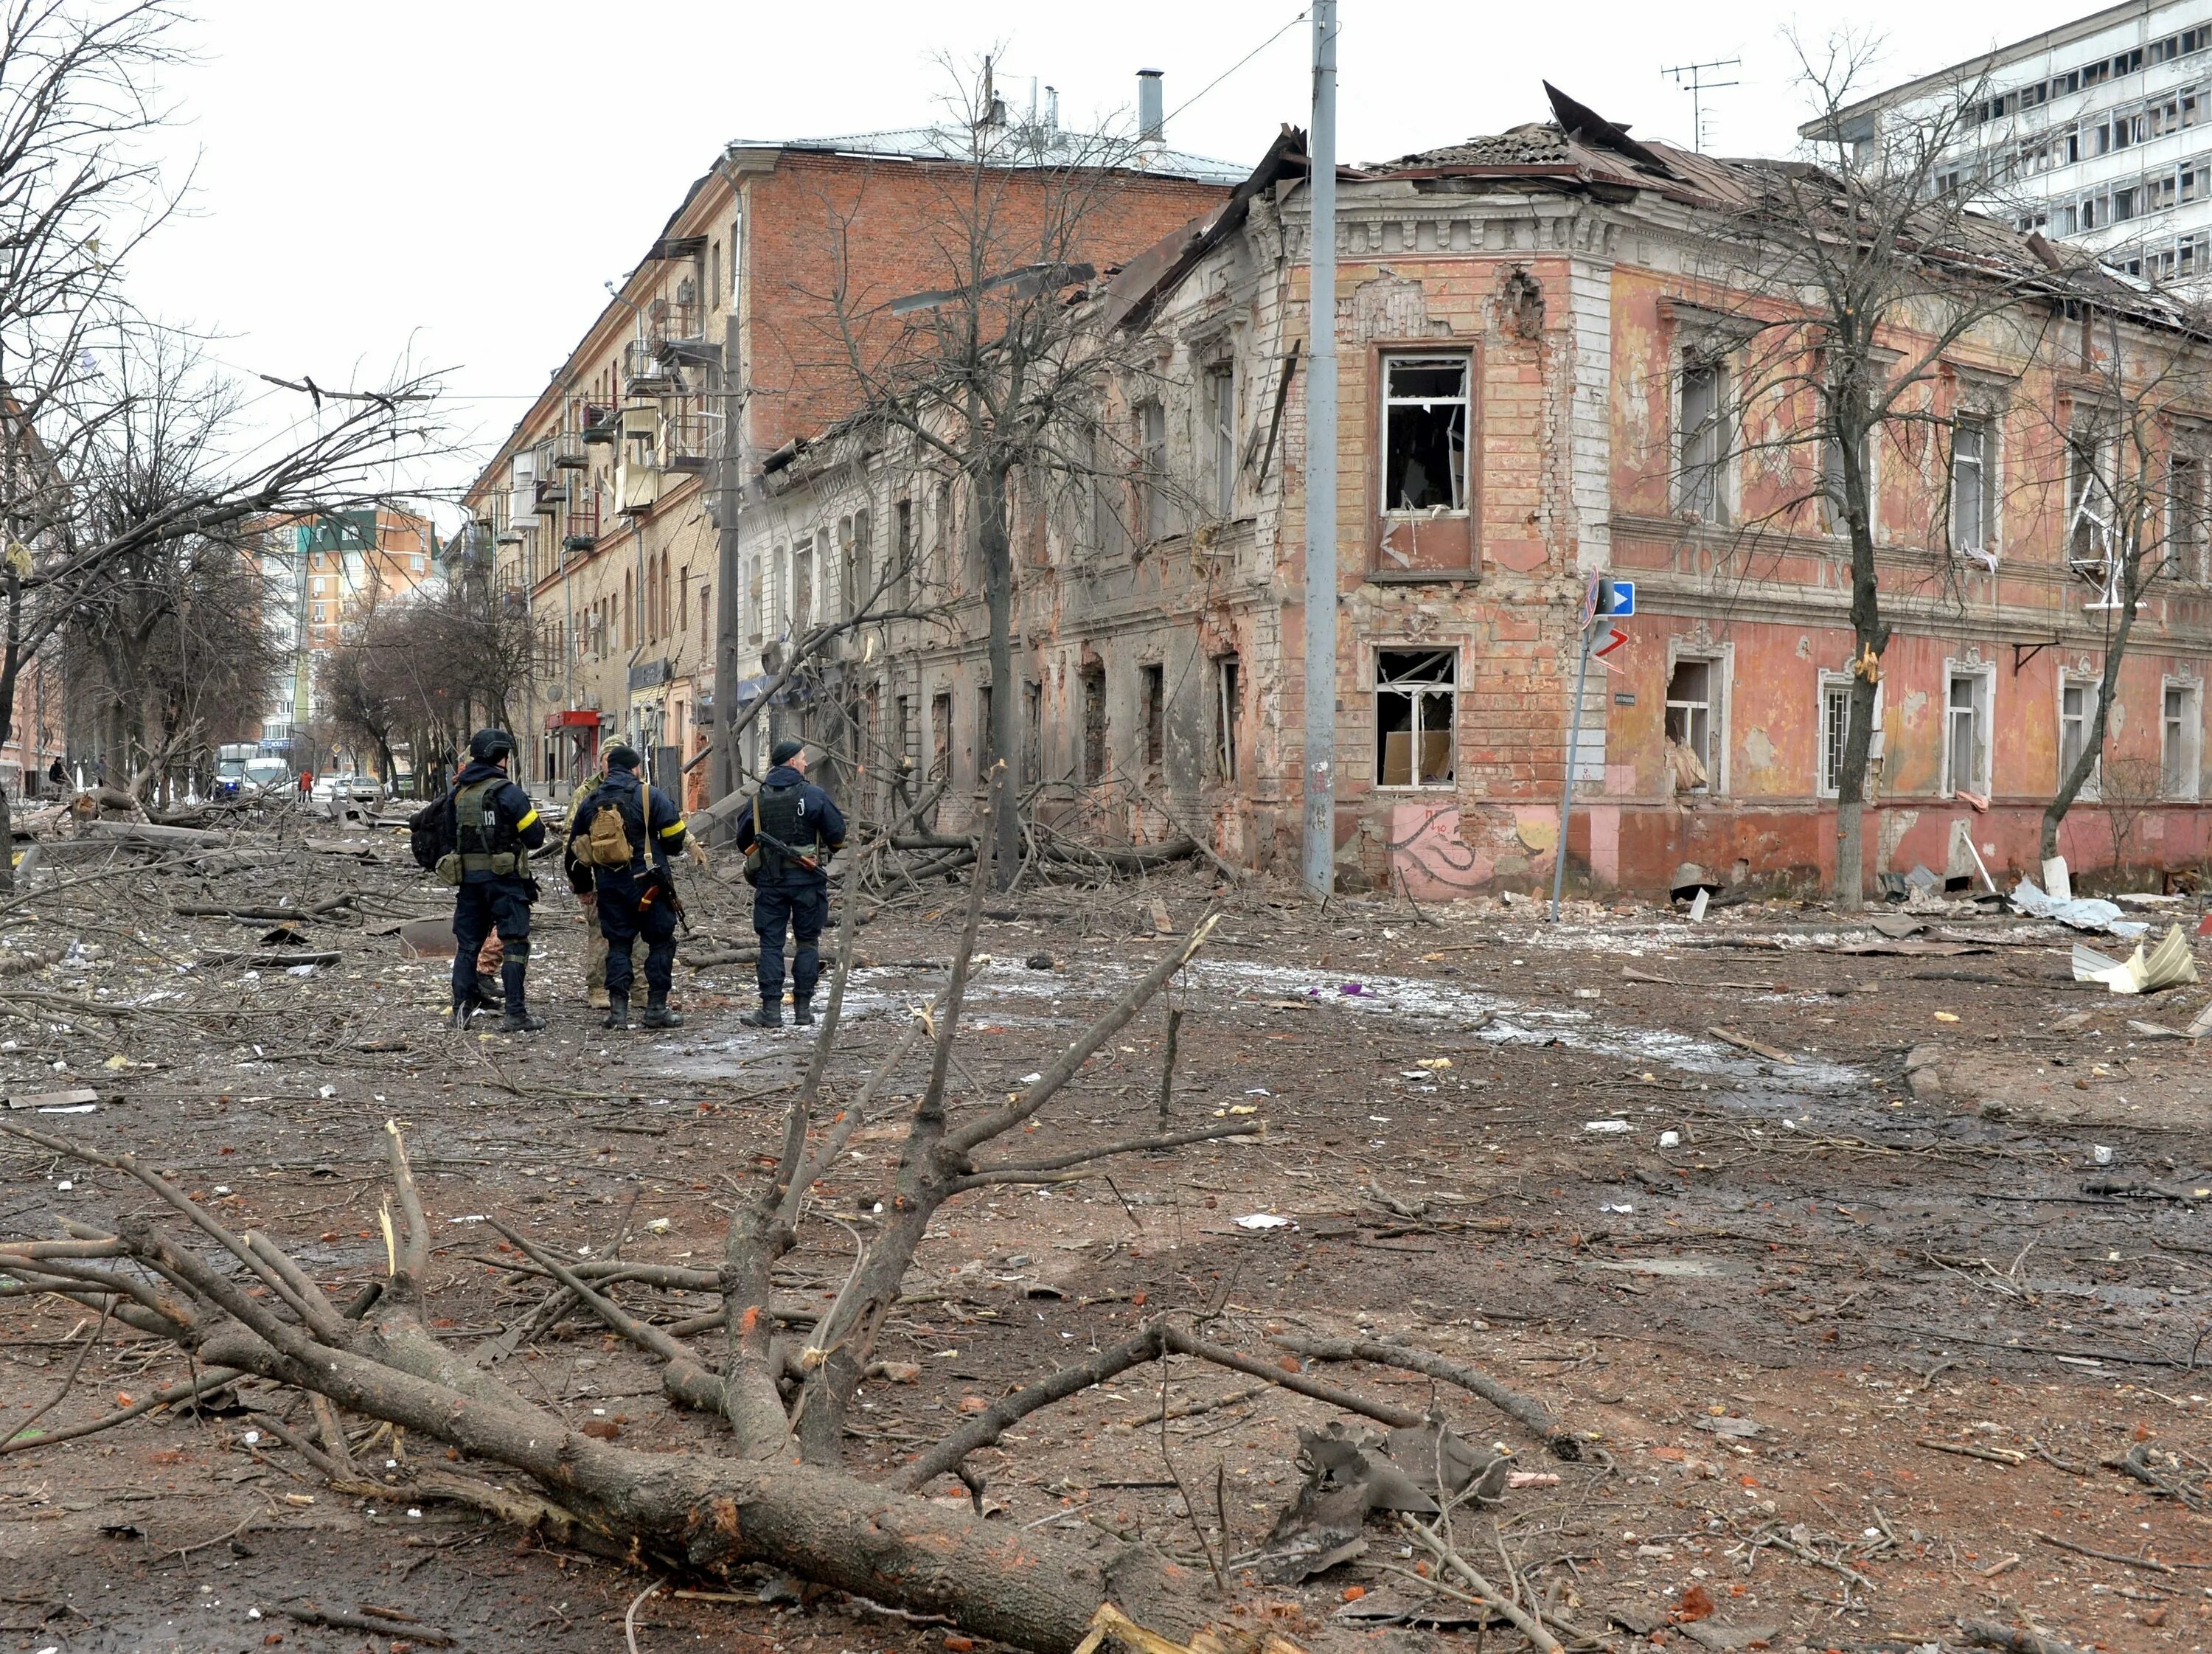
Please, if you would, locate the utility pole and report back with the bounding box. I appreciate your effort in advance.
[1662,57,1741,153]
[1300,0,1339,901]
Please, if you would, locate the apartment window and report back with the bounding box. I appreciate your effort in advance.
[1080,661,1107,782]
[978,684,995,771]
[1375,647,1456,788]
[929,690,953,783]
[1665,659,1718,794]
[1944,667,1993,796]
[1950,415,1991,555]
[2165,681,2202,798]
[1822,425,1871,535]
[2059,677,2095,792]
[893,498,912,604]
[2170,453,2207,580]
[1206,364,1236,518]
[1382,354,1469,512]
[1022,681,1042,787]
[1679,357,1728,523]
[894,695,916,776]
[1214,655,1242,782]
[746,556,762,642]
[838,515,856,618]
[1136,400,1171,543]
[1138,663,1165,769]
[792,537,813,633]
[1817,674,1885,797]
[698,581,710,650]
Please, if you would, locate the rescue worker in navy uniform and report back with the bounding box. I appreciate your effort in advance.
[568,745,689,1030]
[734,738,846,1029]
[448,728,549,1032]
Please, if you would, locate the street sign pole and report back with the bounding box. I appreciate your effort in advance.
[1548,614,1599,925]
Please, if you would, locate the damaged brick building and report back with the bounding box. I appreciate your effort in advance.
[737,85,2212,895]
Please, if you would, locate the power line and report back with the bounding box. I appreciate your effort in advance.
[1164,10,1310,127]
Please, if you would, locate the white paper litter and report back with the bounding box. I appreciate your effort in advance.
[1234,1213,1293,1230]
[1583,1119,1632,1134]
[1658,1130,1681,1148]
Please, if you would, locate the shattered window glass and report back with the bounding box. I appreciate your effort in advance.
[1375,647,1456,788]
[1679,359,1728,524]
[1665,659,1714,793]
[1382,355,1468,513]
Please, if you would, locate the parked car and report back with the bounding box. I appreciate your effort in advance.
[313,774,385,816]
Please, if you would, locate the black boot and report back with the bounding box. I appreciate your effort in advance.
[498,961,545,1033]
[603,994,631,1030]
[740,999,782,1029]
[642,993,684,1029]
[790,996,815,1026]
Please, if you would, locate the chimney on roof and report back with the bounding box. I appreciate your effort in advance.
[1137,69,1164,142]
[1045,84,1059,131]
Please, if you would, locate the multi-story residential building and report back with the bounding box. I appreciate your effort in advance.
[461,73,1238,809]
[256,507,438,760]
[1821,2,2212,287]
[740,88,2212,895]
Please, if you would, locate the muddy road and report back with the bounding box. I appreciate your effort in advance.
[1,842,2208,1653]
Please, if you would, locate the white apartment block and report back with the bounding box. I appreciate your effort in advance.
[1821,3,2212,288]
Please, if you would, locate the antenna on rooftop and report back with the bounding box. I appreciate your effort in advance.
[1662,56,1741,153]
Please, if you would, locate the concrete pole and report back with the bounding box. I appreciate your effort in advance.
[1300,0,1339,900]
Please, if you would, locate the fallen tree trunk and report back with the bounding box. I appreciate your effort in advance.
[1040,835,1196,872]
[74,820,231,849]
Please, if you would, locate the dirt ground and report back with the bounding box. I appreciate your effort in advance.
[2,823,2211,1654]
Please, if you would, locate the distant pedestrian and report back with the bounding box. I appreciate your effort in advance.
[296,769,313,802]
[734,739,846,1028]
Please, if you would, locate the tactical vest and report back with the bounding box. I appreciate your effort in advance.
[755,782,815,872]
[454,779,522,878]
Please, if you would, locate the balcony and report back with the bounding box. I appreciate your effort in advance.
[548,427,588,470]
[581,404,618,445]
[623,338,678,396]
[661,408,712,473]
[563,485,600,552]
[616,454,661,516]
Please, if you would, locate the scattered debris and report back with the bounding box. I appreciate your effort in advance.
[2070,925,2199,994]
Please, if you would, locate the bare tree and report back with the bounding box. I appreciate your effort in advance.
[809,60,1185,879]
[0,3,443,876]
[1669,41,2059,905]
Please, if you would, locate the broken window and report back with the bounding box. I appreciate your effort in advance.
[792,538,813,633]
[893,498,912,604]
[1137,400,1172,542]
[1206,364,1237,518]
[1382,355,1468,512]
[1139,663,1165,769]
[928,691,953,788]
[1678,358,1728,524]
[2168,453,2206,580]
[1950,416,1990,555]
[1215,655,1241,782]
[978,684,994,773]
[1665,659,1717,794]
[1374,647,1456,788]
[2068,423,2119,603]
[2166,681,2202,797]
[1023,681,1042,788]
[1946,669,1992,796]
[1081,661,1107,783]
[1817,675,1884,797]
[1821,422,1871,536]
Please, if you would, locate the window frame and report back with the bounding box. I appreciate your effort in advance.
[2168,446,2208,582]
[1815,670,1885,798]
[1214,654,1241,783]
[1373,645,1458,790]
[1676,352,1731,524]
[1663,650,1728,796]
[1950,413,1994,557]
[1942,660,1996,799]
[1135,398,1173,545]
[1379,352,1472,518]
[1138,661,1166,771]
[2163,675,2203,799]
[1204,363,1237,520]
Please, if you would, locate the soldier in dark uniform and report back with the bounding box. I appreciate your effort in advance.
[447,728,549,1032]
[734,737,846,1029]
[567,745,689,1031]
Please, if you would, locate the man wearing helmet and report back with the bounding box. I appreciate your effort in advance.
[732,737,846,1029]
[446,728,549,1031]
[566,745,688,1030]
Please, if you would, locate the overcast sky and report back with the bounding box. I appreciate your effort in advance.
[123,0,2089,510]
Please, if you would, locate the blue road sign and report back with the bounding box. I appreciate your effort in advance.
[1603,578,1635,618]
